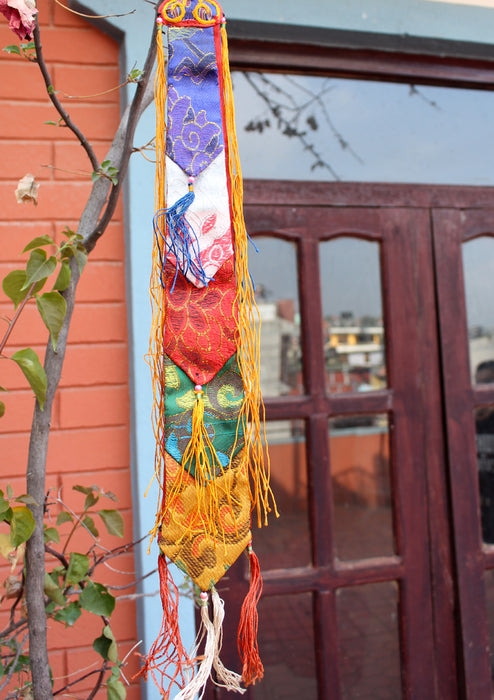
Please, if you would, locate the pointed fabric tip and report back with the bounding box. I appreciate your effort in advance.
[154,188,211,291]
[238,545,264,686]
[136,555,195,697]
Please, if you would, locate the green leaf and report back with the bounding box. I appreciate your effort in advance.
[93,624,118,662]
[10,505,35,547]
[79,581,115,616]
[23,249,57,290]
[36,291,67,351]
[53,260,71,292]
[54,601,81,627]
[0,401,4,418]
[74,244,88,274]
[54,601,81,626]
[44,571,66,606]
[73,485,94,496]
[98,510,124,538]
[6,484,13,499]
[22,235,55,253]
[91,171,101,183]
[44,527,60,544]
[83,514,99,537]
[84,492,98,510]
[3,45,21,55]
[15,494,38,505]
[44,121,58,126]
[65,552,89,586]
[0,494,11,517]
[61,226,77,239]
[56,511,73,526]
[11,348,47,410]
[2,270,28,308]
[107,679,126,700]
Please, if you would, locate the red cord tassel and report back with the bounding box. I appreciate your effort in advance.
[135,555,195,697]
[237,543,264,685]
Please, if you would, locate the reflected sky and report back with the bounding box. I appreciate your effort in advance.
[463,237,494,328]
[233,72,494,185]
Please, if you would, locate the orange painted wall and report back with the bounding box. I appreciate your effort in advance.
[0,1,139,696]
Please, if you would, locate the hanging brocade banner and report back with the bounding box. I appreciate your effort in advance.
[139,1,278,697]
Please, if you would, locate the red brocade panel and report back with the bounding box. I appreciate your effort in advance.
[163,256,238,384]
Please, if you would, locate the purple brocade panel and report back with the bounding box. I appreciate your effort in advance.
[166,26,224,177]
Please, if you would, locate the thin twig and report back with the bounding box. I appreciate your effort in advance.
[0,632,29,694]
[83,8,159,252]
[52,665,102,696]
[85,660,109,700]
[107,567,157,590]
[45,543,69,569]
[0,282,36,355]
[33,20,99,172]
[54,0,136,20]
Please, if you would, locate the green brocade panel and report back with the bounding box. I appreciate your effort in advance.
[164,353,245,477]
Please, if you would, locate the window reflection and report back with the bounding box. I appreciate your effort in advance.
[337,582,402,699]
[463,237,494,385]
[256,420,311,570]
[252,593,318,700]
[233,71,494,185]
[320,238,386,395]
[475,404,494,544]
[330,414,395,560]
[250,237,303,396]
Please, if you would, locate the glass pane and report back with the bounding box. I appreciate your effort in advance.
[330,414,395,560]
[251,237,303,396]
[252,593,318,700]
[463,237,494,385]
[255,420,311,570]
[337,582,402,700]
[233,71,494,185]
[483,570,494,687]
[320,238,386,393]
[475,405,494,544]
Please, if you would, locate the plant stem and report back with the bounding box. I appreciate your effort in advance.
[0,283,36,356]
[32,20,99,172]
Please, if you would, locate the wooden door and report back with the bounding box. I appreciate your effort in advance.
[206,184,494,700]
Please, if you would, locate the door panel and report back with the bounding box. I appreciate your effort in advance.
[209,203,447,699]
[433,209,494,699]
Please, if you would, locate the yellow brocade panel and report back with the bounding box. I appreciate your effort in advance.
[159,450,251,591]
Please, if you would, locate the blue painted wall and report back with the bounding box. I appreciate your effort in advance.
[75,1,494,697]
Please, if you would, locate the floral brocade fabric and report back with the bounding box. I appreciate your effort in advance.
[164,354,245,477]
[159,450,251,591]
[163,256,238,384]
[166,26,224,177]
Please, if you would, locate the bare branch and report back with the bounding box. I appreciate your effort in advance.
[54,0,136,19]
[32,19,99,172]
[0,632,29,695]
[83,15,159,252]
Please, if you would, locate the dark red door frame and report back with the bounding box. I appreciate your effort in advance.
[203,181,494,699]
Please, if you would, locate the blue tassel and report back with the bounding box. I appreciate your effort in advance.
[154,181,211,291]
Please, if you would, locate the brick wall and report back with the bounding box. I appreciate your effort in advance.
[0,1,140,696]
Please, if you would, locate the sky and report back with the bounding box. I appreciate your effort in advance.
[235,72,494,325]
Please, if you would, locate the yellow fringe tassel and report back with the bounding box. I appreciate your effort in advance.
[166,387,241,546]
[146,22,169,550]
[220,24,279,527]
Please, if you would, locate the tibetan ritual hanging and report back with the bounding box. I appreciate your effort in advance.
[140,0,278,697]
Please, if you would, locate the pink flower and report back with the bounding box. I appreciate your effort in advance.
[0,0,37,40]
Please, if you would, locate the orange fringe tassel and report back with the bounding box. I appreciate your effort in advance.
[237,544,264,685]
[136,555,195,696]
